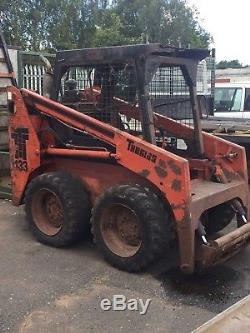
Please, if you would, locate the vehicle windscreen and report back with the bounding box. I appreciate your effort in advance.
[214,87,243,111]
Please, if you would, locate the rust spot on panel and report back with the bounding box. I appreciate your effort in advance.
[171,179,182,192]
[160,160,167,167]
[168,160,181,175]
[171,201,186,211]
[171,201,188,224]
[222,167,240,181]
[155,159,168,178]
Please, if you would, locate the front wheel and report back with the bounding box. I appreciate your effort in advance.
[91,184,172,272]
[25,172,91,247]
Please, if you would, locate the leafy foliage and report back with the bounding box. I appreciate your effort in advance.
[0,0,212,51]
[216,60,243,69]
[115,0,211,48]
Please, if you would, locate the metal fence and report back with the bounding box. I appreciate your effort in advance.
[18,51,55,95]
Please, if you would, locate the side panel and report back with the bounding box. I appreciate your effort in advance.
[8,88,40,204]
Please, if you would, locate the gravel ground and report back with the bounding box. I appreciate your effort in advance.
[0,199,249,333]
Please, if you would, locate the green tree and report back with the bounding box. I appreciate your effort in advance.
[0,0,212,50]
[0,0,93,50]
[92,12,133,46]
[216,60,243,69]
[0,0,30,47]
[115,0,212,48]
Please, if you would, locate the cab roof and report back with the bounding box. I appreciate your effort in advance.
[55,43,210,67]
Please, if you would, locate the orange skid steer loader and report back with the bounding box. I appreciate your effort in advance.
[6,43,250,274]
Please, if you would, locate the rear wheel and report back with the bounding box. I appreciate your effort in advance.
[201,202,235,235]
[91,184,171,272]
[25,172,91,247]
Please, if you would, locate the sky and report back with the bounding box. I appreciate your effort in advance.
[188,0,250,65]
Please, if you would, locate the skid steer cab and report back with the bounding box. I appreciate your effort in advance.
[7,43,250,274]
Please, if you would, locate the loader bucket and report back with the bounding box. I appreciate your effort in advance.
[197,223,250,270]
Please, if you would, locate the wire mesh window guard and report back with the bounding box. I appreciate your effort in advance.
[60,64,142,132]
[59,62,197,153]
[19,51,215,155]
[150,65,192,123]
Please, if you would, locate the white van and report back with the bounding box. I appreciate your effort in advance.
[214,83,250,118]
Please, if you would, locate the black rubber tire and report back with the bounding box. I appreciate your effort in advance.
[202,202,235,235]
[91,184,171,272]
[25,172,91,247]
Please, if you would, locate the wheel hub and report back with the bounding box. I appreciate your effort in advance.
[45,194,63,227]
[31,188,63,236]
[116,212,140,246]
[100,203,142,257]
